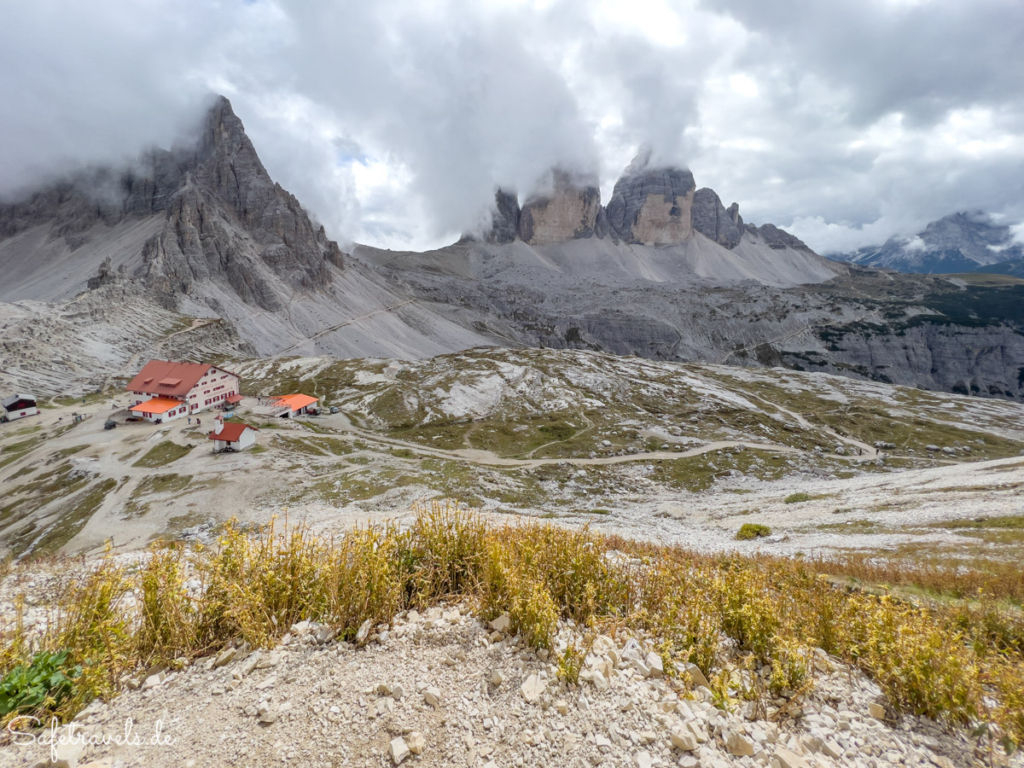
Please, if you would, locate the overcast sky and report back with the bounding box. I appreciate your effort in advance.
[2,0,1023,253]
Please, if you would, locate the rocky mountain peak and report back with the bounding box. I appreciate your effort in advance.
[830,210,1024,273]
[485,188,520,244]
[691,188,742,249]
[517,168,601,245]
[605,152,696,245]
[0,94,344,313]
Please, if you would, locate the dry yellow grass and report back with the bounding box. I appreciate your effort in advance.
[1,501,1021,753]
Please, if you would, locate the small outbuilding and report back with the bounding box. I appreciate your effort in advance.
[208,417,258,452]
[2,394,40,422]
[273,394,319,418]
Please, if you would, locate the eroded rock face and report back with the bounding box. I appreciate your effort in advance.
[0,96,343,311]
[745,222,812,251]
[517,170,601,245]
[605,153,696,245]
[691,188,742,249]
[485,189,520,245]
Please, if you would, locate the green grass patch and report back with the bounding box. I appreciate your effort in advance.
[132,442,193,468]
[784,492,812,504]
[136,474,193,495]
[27,478,119,557]
[931,515,1024,531]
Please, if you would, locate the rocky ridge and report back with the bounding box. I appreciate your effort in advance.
[0,97,497,365]
[480,149,812,255]
[0,97,341,314]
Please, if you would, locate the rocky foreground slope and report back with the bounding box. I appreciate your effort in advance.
[0,596,995,768]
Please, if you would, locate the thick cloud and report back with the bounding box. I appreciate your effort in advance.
[1,0,1022,252]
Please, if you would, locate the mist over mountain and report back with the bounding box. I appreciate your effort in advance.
[3,0,1023,252]
[828,212,1024,275]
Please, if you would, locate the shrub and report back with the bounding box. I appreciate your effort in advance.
[0,500,1020,751]
[0,650,81,719]
[784,493,812,504]
[736,523,772,540]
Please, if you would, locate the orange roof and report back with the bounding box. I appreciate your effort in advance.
[225,393,244,404]
[130,397,183,415]
[274,394,318,411]
[126,360,212,397]
[209,422,257,442]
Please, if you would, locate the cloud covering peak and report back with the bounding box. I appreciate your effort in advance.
[2,0,1022,252]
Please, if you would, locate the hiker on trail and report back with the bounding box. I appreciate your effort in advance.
[197,418,201,427]
[188,417,192,425]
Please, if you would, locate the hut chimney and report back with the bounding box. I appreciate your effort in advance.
[214,414,224,435]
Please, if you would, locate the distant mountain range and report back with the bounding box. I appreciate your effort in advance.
[4,97,1024,403]
[828,211,1024,275]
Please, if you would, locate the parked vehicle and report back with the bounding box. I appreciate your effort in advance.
[104,420,117,430]
[329,406,339,414]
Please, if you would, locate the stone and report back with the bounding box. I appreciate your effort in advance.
[644,651,663,678]
[212,646,236,668]
[48,740,85,768]
[868,703,886,719]
[726,730,756,757]
[670,727,698,751]
[256,651,281,669]
[424,686,441,708]
[489,614,511,633]
[142,671,166,690]
[258,703,279,724]
[772,747,810,768]
[239,654,259,677]
[555,699,569,715]
[685,721,709,744]
[355,619,373,645]
[490,669,504,686]
[521,674,546,703]
[684,663,709,689]
[822,739,843,759]
[636,750,652,768]
[389,736,410,765]
[407,731,425,755]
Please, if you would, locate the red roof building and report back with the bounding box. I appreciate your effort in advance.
[125,360,242,423]
[208,419,258,452]
[273,394,319,417]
